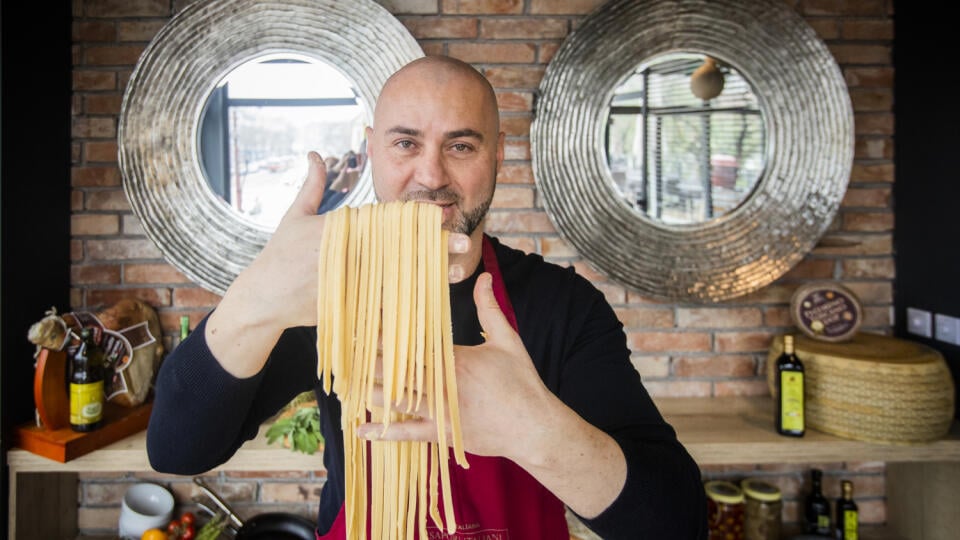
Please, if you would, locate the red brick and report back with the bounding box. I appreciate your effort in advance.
[448,42,536,63]
[159,310,209,334]
[85,0,170,17]
[117,20,166,41]
[630,355,669,378]
[491,185,534,208]
[802,0,886,16]
[86,287,171,308]
[72,214,120,235]
[484,66,545,89]
[85,189,129,211]
[811,233,892,256]
[86,238,162,260]
[72,93,83,116]
[123,214,146,235]
[571,261,607,282]
[843,281,892,303]
[485,210,554,233]
[593,282,626,305]
[481,18,569,39]
[627,331,711,353]
[260,482,323,503]
[72,142,83,163]
[807,18,840,40]
[84,45,145,66]
[172,287,223,307]
[496,91,533,112]
[676,307,763,329]
[829,44,892,65]
[862,305,892,327]
[401,16,478,39]
[419,41,445,56]
[842,211,893,232]
[614,307,674,329]
[73,20,116,42]
[714,379,770,397]
[442,0,522,14]
[125,263,191,284]
[674,355,756,378]
[73,70,116,91]
[538,42,561,64]
[850,88,893,112]
[497,164,533,184]
[841,187,891,208]
[72,166,121,187]
[71,239,84,261]
[780,258,835,280]
[642,380,711,398]
[854,113,893,135]
[540,236,575,258]
[498,235,536,253]
[530,0,606,14]
[737,284,794,304]
[714,331,773,353]
[849,162,893,183]
[499,114,533,137]
[504,139,530,160]
[841,19,894,40]
[71,264,122,285]
[84,140,119,162]
[72,117,116,138]
[764,307,793,327]
[379,0,439,14]
[854,137,893,159]
[844,67,893,87]
[85,94,123,115]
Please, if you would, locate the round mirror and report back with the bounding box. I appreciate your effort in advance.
[198,53,370,228]
[607,52,765,225]
[532,0,853,303]
[119,0,423,294]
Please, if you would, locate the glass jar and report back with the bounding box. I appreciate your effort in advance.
[705,480,745,540]
[741,478,782,540]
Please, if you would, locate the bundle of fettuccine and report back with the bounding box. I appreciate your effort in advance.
[317,201,468,540]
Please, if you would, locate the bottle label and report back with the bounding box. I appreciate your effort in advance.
[780,371,804,431]
[70,381,104,425]
[843,510,858,539]
[817,514,830,531]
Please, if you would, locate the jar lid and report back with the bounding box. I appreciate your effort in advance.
[704,480,745,504]
[740,478,782,502]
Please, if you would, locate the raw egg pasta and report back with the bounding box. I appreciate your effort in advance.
[317,201,468,540]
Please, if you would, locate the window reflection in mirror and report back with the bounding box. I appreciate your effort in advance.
[606,52,765,225]
[198,53,369,228]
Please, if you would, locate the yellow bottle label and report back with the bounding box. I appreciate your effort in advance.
[780,371,804,431]
[70,381,104,425]
[844,509,858,539]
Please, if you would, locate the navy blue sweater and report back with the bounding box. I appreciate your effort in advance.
[146,236,707,539]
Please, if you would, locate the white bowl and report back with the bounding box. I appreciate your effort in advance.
[118,482,174,538]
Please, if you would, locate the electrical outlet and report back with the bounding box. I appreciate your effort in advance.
[935,314,960,346]
[907,307,932,338]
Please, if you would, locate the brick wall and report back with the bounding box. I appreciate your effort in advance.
[69,0,894,534]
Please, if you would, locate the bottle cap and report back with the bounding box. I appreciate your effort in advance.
[704,480,745,504]
[740,478,782,502]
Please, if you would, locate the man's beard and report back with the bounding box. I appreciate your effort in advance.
[399,187,492,236]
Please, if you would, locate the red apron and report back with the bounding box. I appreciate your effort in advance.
[318,235,569,539]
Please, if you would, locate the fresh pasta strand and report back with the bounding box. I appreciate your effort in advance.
[316,201,467,540]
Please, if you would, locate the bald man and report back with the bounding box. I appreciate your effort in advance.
[148,56,706,539]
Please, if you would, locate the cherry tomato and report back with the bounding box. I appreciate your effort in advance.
[167,519,181,535]
[181,523,196,540]
[141,529,167,540]
[180,512,196,527]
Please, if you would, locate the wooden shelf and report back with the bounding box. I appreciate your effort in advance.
[9,396,959,474]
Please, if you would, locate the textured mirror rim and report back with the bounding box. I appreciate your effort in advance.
[119,0,423,295]
[531,0,853,302]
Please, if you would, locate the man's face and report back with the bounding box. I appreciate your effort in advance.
[366,63,504,236]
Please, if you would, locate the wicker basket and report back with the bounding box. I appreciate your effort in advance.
[766,333,955,444]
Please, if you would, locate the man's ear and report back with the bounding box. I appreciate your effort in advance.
[364,126,374,161]
[495,131,505,174]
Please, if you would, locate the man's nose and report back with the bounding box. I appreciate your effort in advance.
[412,148,450,191]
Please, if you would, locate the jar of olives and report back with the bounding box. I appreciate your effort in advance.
[705,480,745,540]
[740,478,782,540]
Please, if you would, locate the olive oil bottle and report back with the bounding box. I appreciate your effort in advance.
[835,480,859,540]
[804,468,831,535]
[775,334,805,436]
[69,327,105,432]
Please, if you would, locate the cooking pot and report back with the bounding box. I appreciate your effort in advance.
[193,477,316,540]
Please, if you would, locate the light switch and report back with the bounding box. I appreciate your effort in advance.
[907,307,932,338]
[935,314,960,346]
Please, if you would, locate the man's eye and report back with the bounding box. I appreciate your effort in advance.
[396,140,415,150]
[451,143,471,152]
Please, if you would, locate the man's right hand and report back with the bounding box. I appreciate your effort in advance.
[204,151,329,378]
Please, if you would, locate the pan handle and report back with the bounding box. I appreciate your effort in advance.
[193,477,245,530]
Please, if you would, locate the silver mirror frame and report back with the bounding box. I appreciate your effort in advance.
[119,0,423,295]
[532,0,853,303]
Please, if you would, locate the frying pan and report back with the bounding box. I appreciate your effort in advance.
[193,477,317,540]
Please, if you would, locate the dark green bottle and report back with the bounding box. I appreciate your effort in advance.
[804,468,831,535]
